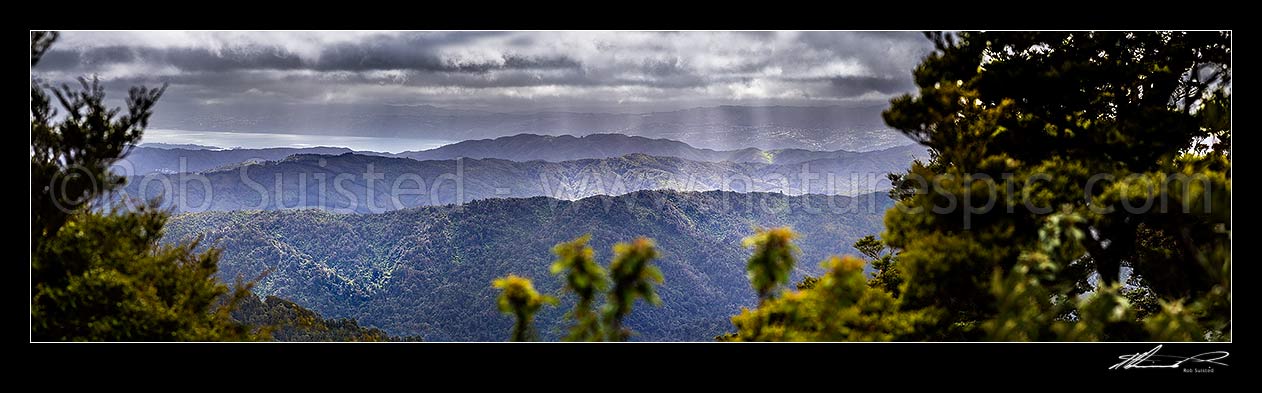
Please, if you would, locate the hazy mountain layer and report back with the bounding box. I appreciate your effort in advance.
[120,146,924,213]
[138,142,223,150]
[119,133,921,177]
[115,146,361,175]
[148,104,911,151]
[397,133,915,164]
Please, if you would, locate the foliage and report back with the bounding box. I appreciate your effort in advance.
[549,234,607,341]
[30,31,259,341]
[727,255,933,341]
[496,235,665,342]
[230,295,415,341]
[603,237,664,341]
[877,31,1230,341]
[722,234,929,341]
[31,40,166,237]
[742,227,799,302]
[795,276,820,290]
[855,235,902,297]
[32,204,262,341]
[492,275,557,342]
[723,31,1230,342]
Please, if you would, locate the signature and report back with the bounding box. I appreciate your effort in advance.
[1110,345,1230,370]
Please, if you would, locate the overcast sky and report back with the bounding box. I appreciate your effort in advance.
[35,31,934,113]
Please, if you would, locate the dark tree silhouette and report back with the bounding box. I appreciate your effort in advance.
[30,31,261,341]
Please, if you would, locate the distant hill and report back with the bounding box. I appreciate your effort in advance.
[120,146,925,213]
[163,190,894,341]
[139,142,222,150]
[148,104,912,151]
[397,133,913,164]
[115,146,363,175]
[119,133,921,177]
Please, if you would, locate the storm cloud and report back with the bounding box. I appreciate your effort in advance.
[34,31,934,112]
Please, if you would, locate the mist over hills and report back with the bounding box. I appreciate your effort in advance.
[120,145,925,213]
[119,132,923,177]
[148,104,911,151]
[396,133,916,164]
[163,190,894,341]
[116,146,363,174]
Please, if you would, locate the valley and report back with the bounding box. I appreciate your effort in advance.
[163,190,894,341]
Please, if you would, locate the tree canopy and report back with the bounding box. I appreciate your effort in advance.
[493,235,664,342]
[724,31,1230,342]
[550,234,607,341]
[30,31,261,341]
[492,274,557,342]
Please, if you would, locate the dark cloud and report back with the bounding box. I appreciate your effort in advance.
[797,31,932,78]
[35,31,935,113]
[40,39,579,74]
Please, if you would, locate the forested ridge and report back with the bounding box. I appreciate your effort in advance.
[163,190,892,341]
[230,295,417,341]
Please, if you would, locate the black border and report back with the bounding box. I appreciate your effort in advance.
[17,4,1236,31]
[26,342,1237,378]
[20,5,1236,381]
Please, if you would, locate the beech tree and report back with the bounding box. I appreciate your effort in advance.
[725,31,1230,342]
[549,234,607,341]
[492,274,556,342]
[882,31,1229,341]
[31,31,262,341]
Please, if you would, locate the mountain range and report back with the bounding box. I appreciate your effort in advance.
[395,133,916,164]
[162,190,894,341]
[129,130,919,341]
[148,104,911,151]
[120,144,925,213]
[116,146,359,174]
[120,133,920,176]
